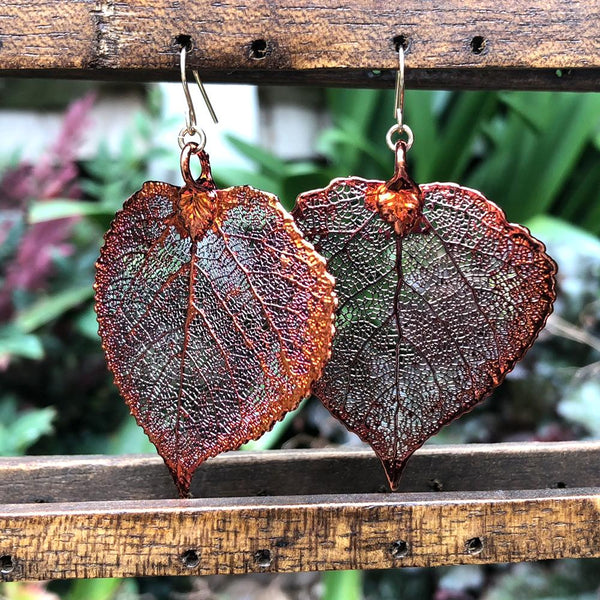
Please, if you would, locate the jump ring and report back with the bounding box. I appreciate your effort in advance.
[385,123,414,152]
[178,126,207,150]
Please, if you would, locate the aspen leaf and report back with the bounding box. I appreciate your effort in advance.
[294,174,556,490]
[95,147,336,497]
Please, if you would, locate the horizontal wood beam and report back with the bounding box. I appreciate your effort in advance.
[2,443,600,580]
[2,441,599,503]
[0,1,598,90]
[2,488,600,580]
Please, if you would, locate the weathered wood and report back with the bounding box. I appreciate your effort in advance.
[1,488,600,581]
[1,441,598,503]
[1,0,598,90]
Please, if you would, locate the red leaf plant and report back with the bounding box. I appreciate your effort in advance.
[0,93,95,322]
[95,144,336,497]
[293,142,557,490]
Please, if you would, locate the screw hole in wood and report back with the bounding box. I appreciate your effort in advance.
[249,39,269,60]
[389,540,409,558]
[253,549,272,567]
[175,34,192,51]
[556,481,567,488]
[0,555,15,574]
[429,478,444,492]
[466,537,484,555]
[392,34,410,51]
[180,549,200,569]
[470,35,487,54]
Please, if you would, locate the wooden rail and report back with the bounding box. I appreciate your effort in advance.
[0,0,599,90]
[2,442,600,581]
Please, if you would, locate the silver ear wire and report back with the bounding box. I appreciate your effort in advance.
[178,42,218,150]
[394,43,405,129]
[386,44,414,152]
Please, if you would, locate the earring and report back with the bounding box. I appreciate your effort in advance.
[94,43,336,498]
[293,47,557,491]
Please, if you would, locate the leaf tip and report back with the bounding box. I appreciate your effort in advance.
[171,465,193,499]
[381,458,407,492]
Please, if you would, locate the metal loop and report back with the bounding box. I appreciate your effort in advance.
[386,123,414,152]
[178,126,207,150]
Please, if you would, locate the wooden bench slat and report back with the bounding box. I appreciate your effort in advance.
[1,441,599,503]
[1,0,599,90]
[2,487,600,580]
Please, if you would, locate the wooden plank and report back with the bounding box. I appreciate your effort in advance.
[1,441,599,503]
[0,0,598,90]
[1,488,600,581]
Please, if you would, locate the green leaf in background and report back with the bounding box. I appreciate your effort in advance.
[66,578,138,600]
[470,92,600,224]
[15,285,93,333]
[74,305,100,340]
[104,416,157,455]
[326,88,382,172]
[323,570,363,600]
[429,91,499,183]
[403,90,441,183]
[525,214,600,254]
[212,165,284,198]
[0,396,55,455]
[240,400,305,451]
[224,133,288,178]
[0,326,44,360]
[29,200,116,223]
[557,380,600,438]
[317,127,389,174]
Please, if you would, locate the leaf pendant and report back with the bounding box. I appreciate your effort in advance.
[293,142,557,490]
[95,143,336,497]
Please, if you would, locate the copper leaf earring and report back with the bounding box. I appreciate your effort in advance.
[293,47,557,490]
[94,43,336,497]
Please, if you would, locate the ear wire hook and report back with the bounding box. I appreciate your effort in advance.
[178,43,218,150]
[386,44,414,152]
[394,43,405,129]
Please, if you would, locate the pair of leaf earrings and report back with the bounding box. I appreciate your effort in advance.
[95,46,557,497]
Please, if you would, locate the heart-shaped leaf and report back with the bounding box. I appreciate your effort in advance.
[294,166,556,490]
[95,148,336,497]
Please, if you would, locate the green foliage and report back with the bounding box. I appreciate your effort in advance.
[218,89,600,235]
[103,417,156,455]
[471,92,600,227]
[0,396,55,455]
[0,98,171,459]
[558,381,600,437]
[64,578,138,600]
[323,570,363,600]
[0,326,44,361]
[15,286,94,333]
[482,561,600,600]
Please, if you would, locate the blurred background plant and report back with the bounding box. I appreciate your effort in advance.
[0,81,599,599]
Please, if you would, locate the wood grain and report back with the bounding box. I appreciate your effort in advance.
[1,488,600,581]
[0,0,598,90]
[1,442,599,502]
